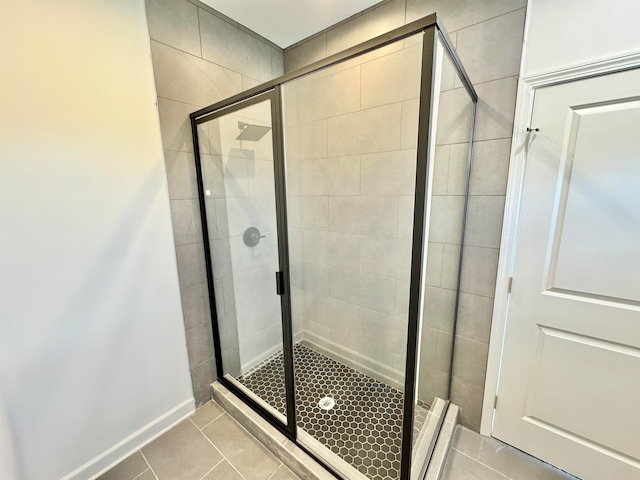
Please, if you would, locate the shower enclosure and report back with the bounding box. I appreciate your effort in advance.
[190,14,477,480]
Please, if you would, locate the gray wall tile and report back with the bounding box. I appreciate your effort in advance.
[457,293,493,344]
[181,283,211,331]
[199,9,273,82]
[465,195,505,249]
[474,76,518,141]
[284,34,327,72]
[176,242,207,288]
[450,376,484,430]
[170,199,203,246]
[405,0,527,32]
[150,40,242,106]
[157,97,199,153]
[469,139,512,195]
[326,0,406,56]
[146,0,201,56]
[164,151,198,199]
[456,9,526,84]
[452,336,489,386]
[460,246,499,298]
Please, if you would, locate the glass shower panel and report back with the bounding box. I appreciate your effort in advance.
[196,98,287,422]
[411,34,475,477]
[282,34,424,480]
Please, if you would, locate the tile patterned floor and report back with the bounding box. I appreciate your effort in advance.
[237,343,429,480]
[98,401,301,480]
[442,426,581,480]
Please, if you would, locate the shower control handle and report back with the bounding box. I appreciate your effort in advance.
[243,226,265,247]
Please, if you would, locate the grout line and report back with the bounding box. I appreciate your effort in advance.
[265,463,285,480]
[131,468,151,480]
[139,450,159,480]
[195,410,225,431]
[188,416,250,480]
[196,458,224,480]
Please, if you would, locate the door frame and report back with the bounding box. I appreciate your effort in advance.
[480,50,640,436]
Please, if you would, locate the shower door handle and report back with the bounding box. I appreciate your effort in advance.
[275,271,285,296]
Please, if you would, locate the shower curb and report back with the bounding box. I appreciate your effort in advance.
[211,382,336,480]
[424,404,459,480]
[211,381,458,480]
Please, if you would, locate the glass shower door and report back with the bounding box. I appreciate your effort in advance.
[194,91,294,430]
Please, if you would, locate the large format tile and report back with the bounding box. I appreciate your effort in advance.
[190,358,217,405]
[146,0,201,56]
[329,267,396,316]
[164,151,198,200]
[191,401,224,429]
[185,322,214,369]
[459,246,499,297]
[474,77,518,141]
[328,103,402,156]
[142,420,222,480]
[180,283,210,332]
[452,336,489,386]
[450,376,484,431]
[456,293,493,344]
[201,460,243,480]
[329,196,398,237]
[284,34,327,73]
[269,465,301,480]
[326,0,406,56]
[469,139,512,196]
[157,97,199,153]
[199,9,273,82]
[361,44,422,108]
[151,41,242,106]
[300,156,360,195]
[359,236,412,281]
[405,0,527,32]
[203,414,280,480]
[360,149,416,196]
[441,449,508,480]
[97,452,148,480]
[456,9,526,84]
[295,65,361,123]
[428,196,465,245]
[170,199,202,246]
[465,195,505,249]
[176,243,207,289]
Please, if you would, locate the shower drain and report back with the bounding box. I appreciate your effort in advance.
[318,396,336,411]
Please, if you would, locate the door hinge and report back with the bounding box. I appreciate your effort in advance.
[493,395,498,409]
[507,277,513,293]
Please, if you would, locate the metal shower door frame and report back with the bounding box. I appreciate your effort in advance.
[190,88,298,441]
[189,14,478,480]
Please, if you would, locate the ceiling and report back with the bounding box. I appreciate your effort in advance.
[199,0,384,48]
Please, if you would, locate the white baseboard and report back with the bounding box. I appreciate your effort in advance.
[62,398,195,480]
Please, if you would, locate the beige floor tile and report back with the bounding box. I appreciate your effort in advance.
[191,401,224,429]
[97,452,148,480]
[201,460,244,480]
[142,420,222,480]
[203,414,280,480]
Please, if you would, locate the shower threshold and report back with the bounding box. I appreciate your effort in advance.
[233,342,432,480]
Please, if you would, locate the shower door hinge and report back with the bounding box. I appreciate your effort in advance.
[507,277,513,293]
[493,395,498,409]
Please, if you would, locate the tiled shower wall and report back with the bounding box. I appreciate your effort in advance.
[284,0,526,431]
[145,0,283,404]
[283,38,423,390]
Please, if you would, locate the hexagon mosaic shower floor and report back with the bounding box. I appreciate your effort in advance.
[237,343,428,480]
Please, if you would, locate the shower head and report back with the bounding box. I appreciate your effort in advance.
[236,121,271,141]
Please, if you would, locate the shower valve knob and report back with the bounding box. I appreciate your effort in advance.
[243,226,265,247]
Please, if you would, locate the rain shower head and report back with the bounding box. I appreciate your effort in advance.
[236,121,271,141]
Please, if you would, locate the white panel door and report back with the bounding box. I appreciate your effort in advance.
[493,68,640,480]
